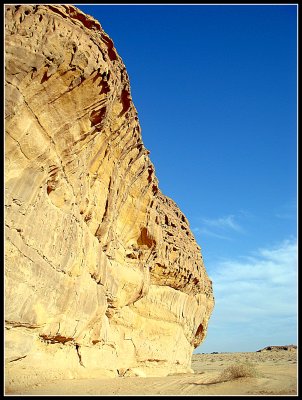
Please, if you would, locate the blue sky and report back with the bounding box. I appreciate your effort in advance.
[75,4,297,353]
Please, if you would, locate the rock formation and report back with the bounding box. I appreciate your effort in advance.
[5,4,214,389]
[256,345,297,352]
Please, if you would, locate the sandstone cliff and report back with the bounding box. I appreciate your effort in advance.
[5,4,214,389]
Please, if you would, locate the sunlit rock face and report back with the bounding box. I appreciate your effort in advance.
[5,4,214,388]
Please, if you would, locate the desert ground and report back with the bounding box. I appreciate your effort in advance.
[6,347,297,396]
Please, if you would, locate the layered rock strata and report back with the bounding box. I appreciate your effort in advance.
[5,4,214,389]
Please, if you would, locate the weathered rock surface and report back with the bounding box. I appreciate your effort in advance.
[5,4,214,389]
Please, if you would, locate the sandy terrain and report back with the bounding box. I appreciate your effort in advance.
[6,348,297,396]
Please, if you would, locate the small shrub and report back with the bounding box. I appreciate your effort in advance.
[218,362,257,382]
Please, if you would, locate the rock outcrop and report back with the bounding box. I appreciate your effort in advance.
[256,345,297,352]
[5,4,214,389]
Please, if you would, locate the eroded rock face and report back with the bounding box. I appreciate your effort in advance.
[5,4,214,388]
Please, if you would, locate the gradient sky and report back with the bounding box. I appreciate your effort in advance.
[75,4,297,353]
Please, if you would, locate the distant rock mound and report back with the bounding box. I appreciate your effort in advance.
[256,345,297,352]
[5,4,214,389]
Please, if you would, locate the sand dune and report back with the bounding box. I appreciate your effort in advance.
[6,347,297,395]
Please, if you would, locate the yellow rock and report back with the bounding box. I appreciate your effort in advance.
[5,4,214,389]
